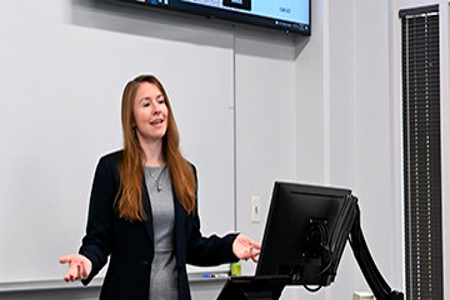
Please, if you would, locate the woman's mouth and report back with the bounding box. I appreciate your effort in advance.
[150,119,164,125]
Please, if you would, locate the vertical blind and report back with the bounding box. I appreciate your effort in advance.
[400,5,443,300]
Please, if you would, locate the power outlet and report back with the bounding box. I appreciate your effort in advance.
[251,196,261,223]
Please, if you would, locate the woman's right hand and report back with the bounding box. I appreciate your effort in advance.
[59,254,92,282]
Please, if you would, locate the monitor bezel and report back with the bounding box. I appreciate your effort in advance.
[108,0,311,35]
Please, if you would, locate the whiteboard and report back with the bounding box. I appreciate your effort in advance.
[0,0,235,284]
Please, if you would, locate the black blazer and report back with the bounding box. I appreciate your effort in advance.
[79,151,238,300]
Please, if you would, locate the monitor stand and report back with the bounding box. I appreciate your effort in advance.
[217,276,286,300]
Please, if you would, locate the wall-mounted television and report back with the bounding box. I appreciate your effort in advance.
[109,0,310,35]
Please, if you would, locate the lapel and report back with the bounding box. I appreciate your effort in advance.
[142,177,154,243]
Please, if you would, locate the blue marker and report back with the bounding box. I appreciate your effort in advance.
[202,273,228,278]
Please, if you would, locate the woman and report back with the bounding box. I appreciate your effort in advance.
[59,75,260,300]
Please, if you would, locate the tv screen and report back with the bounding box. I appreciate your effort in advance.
[256,182,358,287]
[109,0,310,35]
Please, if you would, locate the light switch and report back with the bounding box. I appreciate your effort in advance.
[251,196,261,223]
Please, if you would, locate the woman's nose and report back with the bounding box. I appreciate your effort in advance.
[152,102,161,114]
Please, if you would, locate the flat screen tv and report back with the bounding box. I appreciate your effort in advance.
[108,0,311,35]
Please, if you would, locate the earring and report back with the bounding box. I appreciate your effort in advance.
[132,127,137,138]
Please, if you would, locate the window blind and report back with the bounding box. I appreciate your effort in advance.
[400,5,443,300]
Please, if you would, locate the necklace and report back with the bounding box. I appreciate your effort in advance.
[148,165,167,192]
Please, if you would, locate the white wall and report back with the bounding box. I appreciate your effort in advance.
[0,0,238,296]
[234,27,296,277]
[0,0,404,299]
[295,0,403,300]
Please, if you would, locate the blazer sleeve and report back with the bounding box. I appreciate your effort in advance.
[186,165,240,266]
[79,154,118,285]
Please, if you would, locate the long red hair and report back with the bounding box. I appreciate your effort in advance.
[116,75,196,222]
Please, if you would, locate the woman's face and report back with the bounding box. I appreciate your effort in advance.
[133,82,169,143]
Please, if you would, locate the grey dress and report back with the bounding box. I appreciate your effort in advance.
[144,165,179,300]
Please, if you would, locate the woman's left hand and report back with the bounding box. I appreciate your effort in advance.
[232,233,261,262]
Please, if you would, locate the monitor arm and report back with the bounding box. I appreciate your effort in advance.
[348,205,404,300]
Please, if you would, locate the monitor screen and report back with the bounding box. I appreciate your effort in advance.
[256,182,358,287]
[109,0,310,35]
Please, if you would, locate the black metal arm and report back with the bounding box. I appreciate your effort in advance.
[348,205,404,300]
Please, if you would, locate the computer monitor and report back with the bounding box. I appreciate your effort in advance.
[256,182,358,287]
[218,181,404,300]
